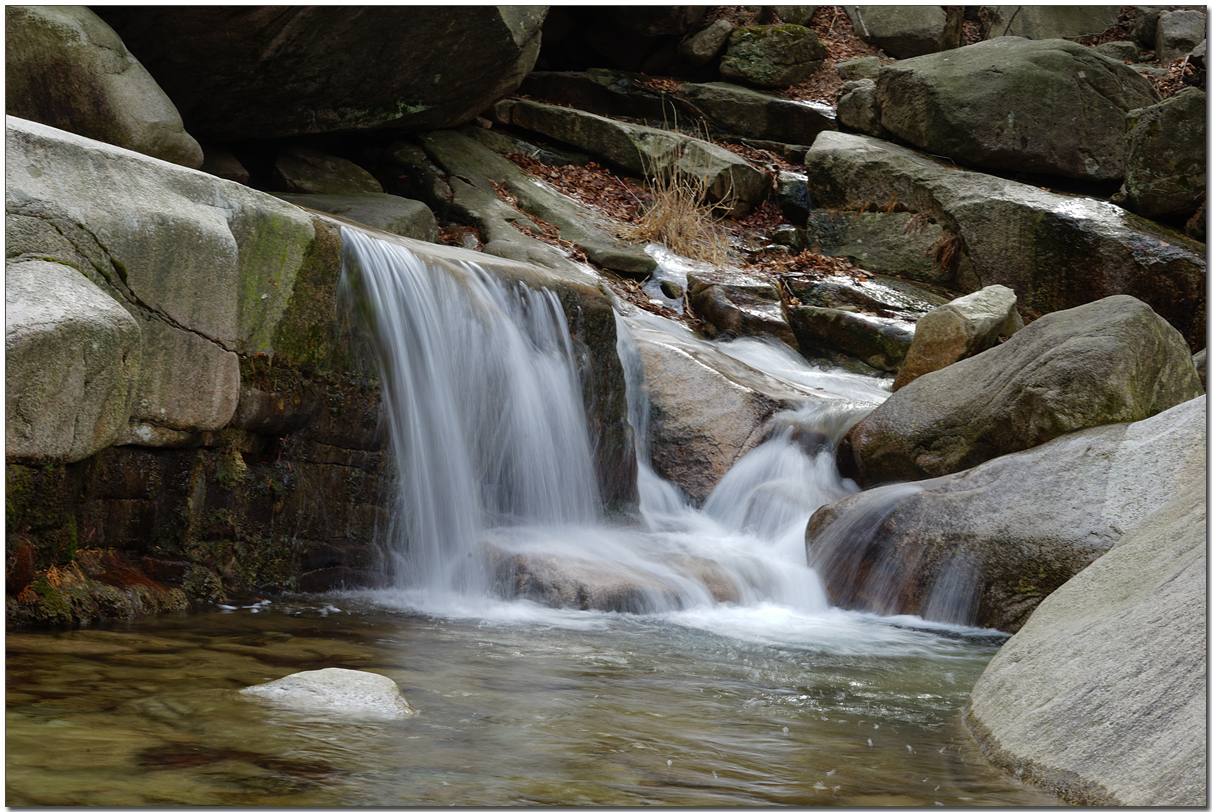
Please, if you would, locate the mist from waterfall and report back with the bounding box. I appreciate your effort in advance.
[343,228,898,621]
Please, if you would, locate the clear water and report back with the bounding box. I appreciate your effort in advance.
[5,232,1059,806]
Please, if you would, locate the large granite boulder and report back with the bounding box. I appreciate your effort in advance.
[803,131,1207,349]
[720,24,826,88]
[809,395,1206,632]
[5,5,202,168]
[845,5,963,58]
[1113,88,1207,220]
[496,98,769,215]
[964,474,1206,805]
[978,6,1122,41]
[1154,8,1207,63]
[892,285,1021,391]
[837,296,1203,486]
[6,115,314,455]
[674,81,837,146]
[875,37,1161,181]
[93,7,547,141]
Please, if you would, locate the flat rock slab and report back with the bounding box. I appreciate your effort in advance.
[240,667,416,720]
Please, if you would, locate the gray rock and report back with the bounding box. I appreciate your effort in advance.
[979,6,1122,41]
[1091,39,1141,62]
[787,306,914,372]
[94,7,546,141]
[774,170,813,226]
[6,260,142,463]
[720,24,826,88]
[1113,87,1207,219]
[803,131,1206,349]
[686,269,796,347]
[838,295,1204,486]
[274,193,438,243]
[6,115,314,452]
[835,55,882,80]
[801,210,950,284]
[1195,348,1207,390]
[836,78,889,138]
[892,285,1021,391]
[273,146,383,195]
[679,19,733,66]
[675,81,837,147]
[810,394,1206,633]
[876,37,1161,181]
[965,473,1206,805]
[1155,8,1207,63]
[845,5,963,58]
[783,272,949,318]
[498,98,769,215]
[772,7,818,27]
[5,6,203,168]
[240,668,416,720]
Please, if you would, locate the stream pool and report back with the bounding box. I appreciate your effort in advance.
[6,596,1059,807]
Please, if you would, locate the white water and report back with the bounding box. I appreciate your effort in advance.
[342,228,989,646]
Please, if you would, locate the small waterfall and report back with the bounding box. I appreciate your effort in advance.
[343,229,600,594]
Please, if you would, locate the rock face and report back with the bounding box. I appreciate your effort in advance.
[720,24,826,88]
[94,7,547,140]
[893,285,1021,391]
[804,131,1207,350]
[875,37,1161,181]
[240,668,416,720]
[273,194,439,243]
[1154,8,1207,63]
[846,5,963,58]
[272,146,384,195]
[979,6,1123,41]
[964,475,1206,805]
[838,296,1204,487]
[809,395,1206,632]
[1113,88,1207,219]
[5,6,203,168]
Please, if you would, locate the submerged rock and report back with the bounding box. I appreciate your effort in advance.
[838,296,1203,486]
[240,668,416,720]
[965,475,1206,805]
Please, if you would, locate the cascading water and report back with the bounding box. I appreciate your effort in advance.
[343,226,895,617]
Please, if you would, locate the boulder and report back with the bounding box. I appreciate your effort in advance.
[964,474,1206,805]
[978,6,1123,41]
[6,260,142,463]
[6,115,315,452]
[1155,8,1207,63]
[787,306,914,372]
[783,272,949,318]
[200,148,250,185]
[772,7,818,27]
[802,210,950,283]
[844,5,963,58]
[674,81,837,146]
[1113,88,1207,219]
[809,395,1206,633]
[803,131,1207,350]
[837,296,1204,486]
[628,315,818,504]
[678,19,733,66]
[685,270,796,347]
[4,6,203,168]
[272,146,383,195]
[892,285,1021,391]
[497,98,769,215]
[836,55,882,81]
[875,37,1161,181]
[1195,348,1207,390]
[1092,39,1141,62]
[720,24,827,89]
[274,193,439,243]
[94,7,547,141]
[240,668,416,720]
[836,79,889,139]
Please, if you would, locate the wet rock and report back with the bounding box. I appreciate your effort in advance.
[674,81,837,146]
[893,285,1022,391]
[94,7,546,141]
[787,306,914,372]
[803,131,1206,349]
[240,667,416,719]
[1113,88,1207,220]
[875,37,1160,181]
[686,270,797,348]
[838,296,1204,486]
[801,209,950,284]
[844,5,963,58]
[497,98,769,215]
[783,273,948,318]
[272,146,383,195]
[5,6,203,168]
[720,24,827,89]
[809,394,1206,633]
[978,6,1122,41]
[1154,8,1206,63]
[965,474,1206,805]
[274,193,438,243]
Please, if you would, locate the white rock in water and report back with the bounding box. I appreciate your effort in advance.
[239,667,416,720]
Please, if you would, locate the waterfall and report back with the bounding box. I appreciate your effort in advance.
[343,227,916,618]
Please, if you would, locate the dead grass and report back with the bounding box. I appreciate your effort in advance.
[616,165,733,266]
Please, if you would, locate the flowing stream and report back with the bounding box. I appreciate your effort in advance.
[5,231,1060,806]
